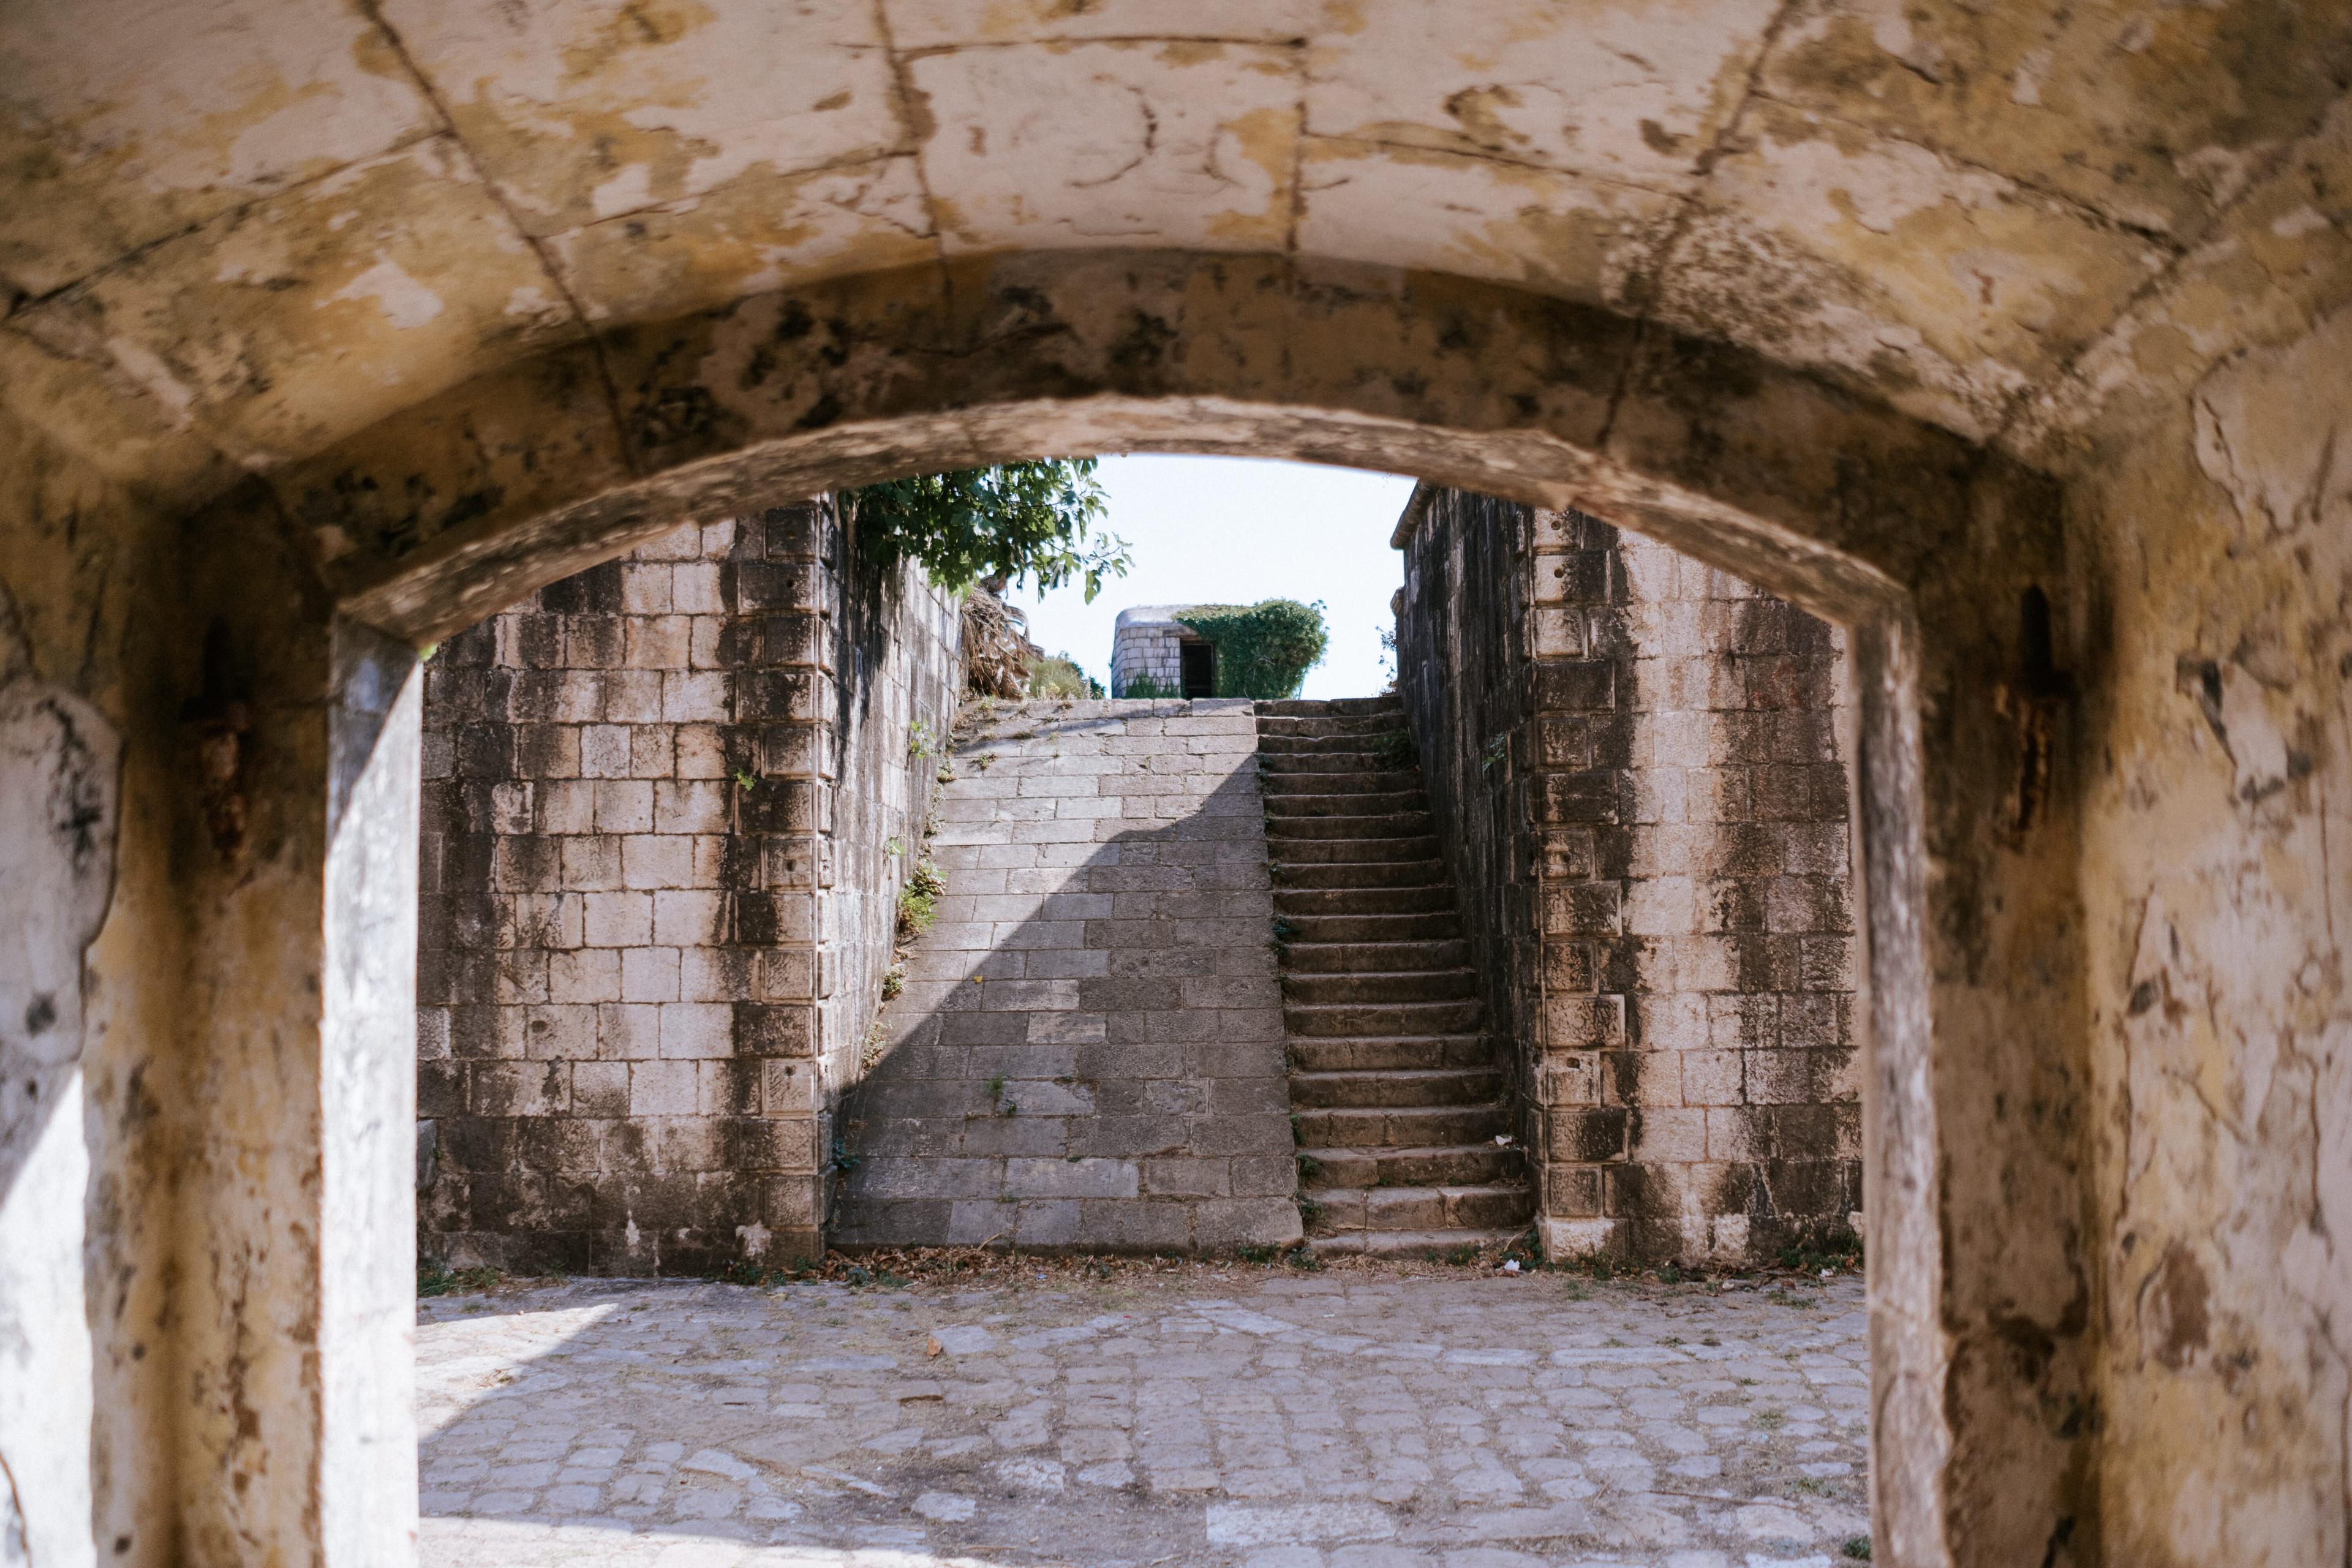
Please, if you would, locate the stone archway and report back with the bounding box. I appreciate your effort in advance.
[2,5,2345,1566]
[317,344,1983,1568]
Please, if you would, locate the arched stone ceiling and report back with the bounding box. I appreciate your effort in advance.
[3,0,2348,516]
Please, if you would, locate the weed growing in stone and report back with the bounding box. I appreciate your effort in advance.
[1777,1226,1864,1273]
[1370,728,1417,769]
[1842,1536,1872,1559]
[1270,914,1300,962]
[418,1262,503,1298]
[896,859,946,940]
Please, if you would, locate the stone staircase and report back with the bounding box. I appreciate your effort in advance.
[1257,695,1534,1256]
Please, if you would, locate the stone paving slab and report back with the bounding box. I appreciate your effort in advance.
[418,1268,1869,1566]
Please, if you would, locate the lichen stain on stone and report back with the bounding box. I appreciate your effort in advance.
[1202,104,1302,248]
[546,156,935,327]
[557,0,720,79]
[2137,1243,2213,1370]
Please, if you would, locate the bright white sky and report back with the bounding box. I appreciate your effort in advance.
[1012,454,1417,701]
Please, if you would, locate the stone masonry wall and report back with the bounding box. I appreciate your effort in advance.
[833,698,1302,1253]
[416,501,959,1273]
[1396,489,1860,1265]
[1110,610,1193,697]
[1388,488,1543,1134]
[810,507,964,1214]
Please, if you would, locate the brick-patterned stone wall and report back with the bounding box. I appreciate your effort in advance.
[1396,488,1860,1264]
[416,500,959,1274]
[1109,607,1202,696]
[811,513,963,1199]
[1387,490,1543,1129]
[832,698,1302,1254]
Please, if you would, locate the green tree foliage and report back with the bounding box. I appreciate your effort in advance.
[1178,600,1330,699]
[850,459,1133,601]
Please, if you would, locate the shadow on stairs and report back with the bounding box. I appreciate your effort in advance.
[1258,694,1535,1257]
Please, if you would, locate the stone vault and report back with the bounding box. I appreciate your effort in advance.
[1,4,2347,1566]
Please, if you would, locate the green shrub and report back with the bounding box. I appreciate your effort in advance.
[1115,673,1179,699]
[1177,599,1329,699]
[1027,653,1102,698]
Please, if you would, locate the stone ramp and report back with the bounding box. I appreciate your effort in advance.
[1259,695,1535,1256]
[831,699,1301,1253]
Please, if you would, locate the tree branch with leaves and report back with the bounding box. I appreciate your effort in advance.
[848,459,1134,601]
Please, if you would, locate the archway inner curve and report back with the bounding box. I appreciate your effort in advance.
[282,252,1990,648]
[348,287,1953,1559]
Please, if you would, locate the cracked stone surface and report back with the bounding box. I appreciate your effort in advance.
[416,1268,1867,1566]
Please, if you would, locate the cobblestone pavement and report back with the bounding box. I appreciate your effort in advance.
[417,1267,1869,1567]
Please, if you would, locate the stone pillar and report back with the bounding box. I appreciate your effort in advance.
[1395,491,1860,1265]
[172,564,423,1564]
[0,586,124,1567]
[1533,516,1860,1262]
[712,503,834,1261]
[320,623,423,1562]
[415,500,960,1271]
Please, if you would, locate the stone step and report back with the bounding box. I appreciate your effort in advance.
[1256,736,1411,760]
[1275,884,1455,916]
[1280,938,1470,974]
[1287,999,1482,1037]
[1288,1066,1503,1108]
[1259,696,1403,718]
[1258,767,1422,795]
[1258,747,1403,771]
[1284,910,1464,944]
[1281,969,1477,1006]
[1275,859,1449,891]
[1298,1142,1526,1188]
[1287,1034,1493,1072]
[1304,1226,1534,1259]
[1264,812,1434,840]
[1304,1183,1537,1234]
[1256,715,1412,739]
[1264,834,1442,865]
[1265,790,1430,818]
[1292,1104,1512,1148]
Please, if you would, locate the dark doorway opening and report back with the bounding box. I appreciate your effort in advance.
[1180,640,1215,697]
